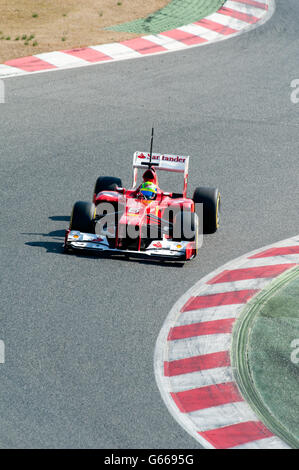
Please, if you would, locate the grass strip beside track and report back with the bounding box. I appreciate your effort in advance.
[231,266,299,449]
[107,0,226,34]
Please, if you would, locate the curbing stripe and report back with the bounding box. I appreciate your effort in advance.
[164,351,231,376]
[5,55,56,72]
[225,0,268,16]
[160,29,208,46]
[249,245,299,258]
[168,333,233,361]
[198,421,274,449]
[167,366,233,392]
[229,0,268,9]
[205,11,256,29]
[207,263,297,283]
[194,18,238,35]
[188,401,259,430]
[233,436,289,449]
[89,43,142,60]
[0,64,27,77]
[179,304,248,324]
[61,47,112,63]
[171,382,243,413]
[177,23,223,41]
[0,0,274,79]
[217,6,259,23]
[121,38,167,54]
[154,235,299,449]
[35,51,88,67]
[181,289,258,311]
[142,34,187,51]
[168,318,235,340]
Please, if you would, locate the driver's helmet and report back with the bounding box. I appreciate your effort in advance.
[139,181,158,200]
[143,168,156,182]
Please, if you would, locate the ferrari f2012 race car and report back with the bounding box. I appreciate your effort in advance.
[64,139,220,261]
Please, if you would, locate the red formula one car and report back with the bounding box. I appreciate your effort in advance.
[64,141,220,261]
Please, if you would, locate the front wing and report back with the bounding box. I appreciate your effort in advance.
[64,231,196,261]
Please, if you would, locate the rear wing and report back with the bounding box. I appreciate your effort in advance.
[132,151,190,197]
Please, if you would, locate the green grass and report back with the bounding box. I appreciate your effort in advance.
[232,267,299,448]
[107,0,225,34]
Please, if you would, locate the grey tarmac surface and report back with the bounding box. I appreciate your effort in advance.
[0,0,299,448]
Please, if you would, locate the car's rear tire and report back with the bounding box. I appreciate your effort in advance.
[69,201,96,234]
[94,176,122,198]
[193,187,220,234]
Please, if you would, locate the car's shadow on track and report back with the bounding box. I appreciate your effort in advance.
[24,230,66,254]
[89,254,186,268]
[25,240,64,254]
[23,216,185,267]
[48,216,70,222]
[23,216,70,254]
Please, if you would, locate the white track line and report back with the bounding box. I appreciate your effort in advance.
[225,1,268,18]
[0,64,27,77]
[206,12,257,29]
[35,51,89,67]
[90,43,142,60]
[178,24,224,42]
[143,34,188,51]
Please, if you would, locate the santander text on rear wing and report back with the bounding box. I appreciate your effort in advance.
[132,151,190,197]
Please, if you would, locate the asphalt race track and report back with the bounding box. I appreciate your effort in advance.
[1,0,299,449]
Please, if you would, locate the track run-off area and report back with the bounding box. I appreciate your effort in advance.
[0,0,299,448]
